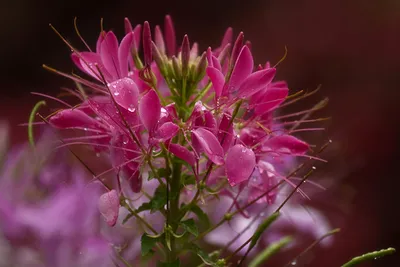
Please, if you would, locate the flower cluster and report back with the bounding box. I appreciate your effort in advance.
[31,15,334,266]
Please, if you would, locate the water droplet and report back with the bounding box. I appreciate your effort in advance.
[128,105,136,112]
[114,91,120,96]
[291,260,297,265]
[329,139,332,143]
[312,166,316,170]
[83,128,88,131]
[96,152,101,157]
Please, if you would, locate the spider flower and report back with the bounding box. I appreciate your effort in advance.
[41,15,331,265]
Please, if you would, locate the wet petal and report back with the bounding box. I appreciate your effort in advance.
[192,128,224,165]
[139,89,161,131]
[152,122,179,143]
[108,78,139,112]
[49,109,99,129]
[226,144,256,186]
[167,143,196,166]
[98,190,119,227]
[71,52,112,82]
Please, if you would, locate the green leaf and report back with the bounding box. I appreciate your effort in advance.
[151,185,168,212]
[180,218,199,237]
[158,168,171,178]
[137,185,168,214]
[136,202,152,213]
[157,259,180,267]
[190,204,210,229]
[248,236,292,267]
[341,247,396,267]
[182,174,196,186]
[141,233,159,256]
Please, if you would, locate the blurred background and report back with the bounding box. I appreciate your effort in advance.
[1,0,399,265]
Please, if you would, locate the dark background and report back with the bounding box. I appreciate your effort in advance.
[1,0,399,266]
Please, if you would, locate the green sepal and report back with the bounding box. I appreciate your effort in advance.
[180,218,199,237]
[141,233,161,256]
[189,204,211,229]
[186,243,219,266]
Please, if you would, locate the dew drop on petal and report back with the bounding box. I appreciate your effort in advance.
[114,91,120,96]
[312,166,316,170]
[128,105,136,112]
[291,260,297,265]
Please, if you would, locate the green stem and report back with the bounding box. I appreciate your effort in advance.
[341,248,396,267]
[28,101,46,147]
[168,160,182,262]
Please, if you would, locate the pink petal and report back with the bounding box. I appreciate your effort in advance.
[108,78,139,112]
[98,190,119,227]
[263,135,309,155]
[152,122,179,143]
[167,143,196,166]
[154,25,166,54]
[255,82,288,115]
[206,67,225,99]
[124,17,133,34]
[133,24,142,52]
[100,31,120,80]
[204,111,218,134]
[219,27,233,52]
[49,109,99,129]
[124,167,142,193]
[217,43,232,65]
[206,47,213,67]
[228,45,253,95]
[190,42,198,61]
[143,21,152,65]
[218,112,234,152]
[237,68,276,98]
[181,35,190,75]
[192,128,224,165]
[212,56,222,71]
[139,89,161,131]
[231,32,244,65]
[118,32,134,78]
[96,31,105,54]
[71,52,112,82]
[164,15,176,56]
[226,144,256,186]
